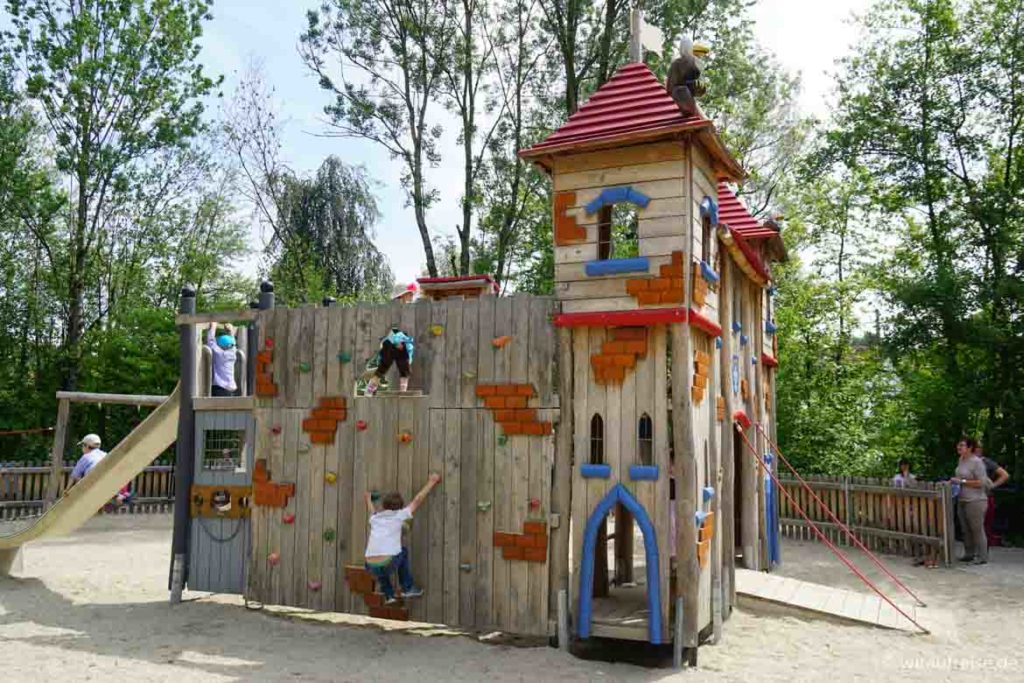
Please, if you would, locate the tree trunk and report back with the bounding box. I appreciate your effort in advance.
[412,145,438,277]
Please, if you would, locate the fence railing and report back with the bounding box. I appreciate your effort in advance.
[0,460,175,521]
[777,475,955,566]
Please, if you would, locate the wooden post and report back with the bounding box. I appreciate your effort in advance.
[45,397,71,508]
[739,281,759,570]
[170,286,197,604]
[613,504,634,585]
[718,255,736,614]
[549,325,574,625]
[557,588,570,652]
[754,290,767,569]
[673,596,684,668]
[594,520,609,598]
[708,323,723,642]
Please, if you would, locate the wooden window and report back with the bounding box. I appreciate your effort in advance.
[701,214,712,263]
[590,413,605,464]
[596,204,639,260]
[638,413,653,465]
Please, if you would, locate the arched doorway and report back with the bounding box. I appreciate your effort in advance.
[577,483,663,643]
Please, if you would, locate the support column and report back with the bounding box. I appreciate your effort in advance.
[740,282,759,570]
[170,286,197,603]
[613,505,634,585]
[549,325,574,631]
[671,322,699,664]
[718,257,736,613]
[45,398,71,509]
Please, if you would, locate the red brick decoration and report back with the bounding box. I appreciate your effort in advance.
[692,349,710,404]
[626,250,685,306]
[475,384,552,436]
[344,565,409,621]
[716,396,726,422]
[493,520,548,563]
[301,396,347,445]
[255,348,279,398]
[253,459,295,508]
[590,327,648,385]
[554,191,586,246]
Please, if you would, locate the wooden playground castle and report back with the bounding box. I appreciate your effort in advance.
[172,60,784,663]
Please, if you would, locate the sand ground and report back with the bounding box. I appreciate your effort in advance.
[1,514,1022,682]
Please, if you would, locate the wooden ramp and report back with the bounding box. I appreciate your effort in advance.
[735,569,952,635]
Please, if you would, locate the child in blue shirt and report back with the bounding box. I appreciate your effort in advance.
[366,325,415,395]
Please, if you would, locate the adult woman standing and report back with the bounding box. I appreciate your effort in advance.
[952,438,990,565]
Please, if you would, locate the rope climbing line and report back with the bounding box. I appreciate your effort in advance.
[755,422,927,608]
[735,425,930,635]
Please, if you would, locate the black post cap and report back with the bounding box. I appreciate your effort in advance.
[180,285,196,298]
[322,296,336,307]
[259,280,275,293]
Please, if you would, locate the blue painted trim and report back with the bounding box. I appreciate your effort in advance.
[702,486,715,503]
[699,196,719,225]
[765,320,777,334]
[629,464,660,481]
[715,336,722,349]
[695,510,709,527]
[578,484,663,643]
[700,260,720,283]
[580,463,611,479]
[584,186,652,214]
[740,334,749,346]
[732,321,742,334]
[584,256,650,277]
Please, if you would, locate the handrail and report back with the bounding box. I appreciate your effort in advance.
[55,391,168,406]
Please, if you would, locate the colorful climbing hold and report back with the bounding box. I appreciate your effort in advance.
[298,443,311,453]
[462,369,476,379]
[308,580,322,591]
[430,324,444,336]
[299,361,311,373]
[323,528,336,542]
[477,501,492,512]
[528,497,542,510]
[265,338,275,350]
[398,430,413,444]
[268,552,280,565]
[497,434,508,446]
[337,351,352,363]
[325,471,337,485]
[356,420,368,431]
[492,335,513,348]
[282,513,295,524]
[271,425,282,435]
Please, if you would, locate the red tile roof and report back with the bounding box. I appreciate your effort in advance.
[520,62,711,158]
[717,181,779,240]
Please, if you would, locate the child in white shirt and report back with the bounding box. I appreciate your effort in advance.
[364,473,440,603]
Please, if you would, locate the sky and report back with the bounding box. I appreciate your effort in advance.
[199,0,874,287]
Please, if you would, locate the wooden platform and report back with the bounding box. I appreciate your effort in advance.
[590,584,650,641]
[735,569,952,634]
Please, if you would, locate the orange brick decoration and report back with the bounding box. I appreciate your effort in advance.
[301,396,348,445]
[716,396,726,422]
[253,459,295,508]
[475,384,552,437]
[691,349,710,404]
[692,266,709,308]
[344,565,410,621]
[554,191,586,245]
[591,327,648,385]
[493,520,548,563]
[741,378,750,401]
[625,251,686,306]
[255,347,279,398]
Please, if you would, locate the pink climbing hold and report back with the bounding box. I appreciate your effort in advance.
[282,513,295,524]
[529,497,542,510]
[308,580,322,591]
[271,425,282,435]
[356,420,368,431]
[265,338,275,350]
[268,552,280,566]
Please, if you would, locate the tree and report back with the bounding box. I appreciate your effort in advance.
[5,0,220,390]
[300,0,455,277]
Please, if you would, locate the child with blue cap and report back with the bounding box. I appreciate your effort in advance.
[207,322,238,396]
[366,323,415,396]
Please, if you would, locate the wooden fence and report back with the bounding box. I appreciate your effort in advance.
[777,475,955,566]
[0,460,175,521]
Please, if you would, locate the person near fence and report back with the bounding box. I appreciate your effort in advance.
[206,322,238,397]
[363,472,441,604]
[972,443,1010,547]
[892,460,916,488]
[365,324,415,396]
[67,434,107,490]
[952,438,991,565]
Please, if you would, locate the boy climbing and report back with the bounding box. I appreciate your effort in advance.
[365,324,415,396]
[364,473,441,604]
[206,322,239,396]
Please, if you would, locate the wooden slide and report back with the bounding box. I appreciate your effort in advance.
[0,384,179,573]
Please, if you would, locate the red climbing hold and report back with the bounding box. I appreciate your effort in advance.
[282,513,295,524]
[356,420,368,431]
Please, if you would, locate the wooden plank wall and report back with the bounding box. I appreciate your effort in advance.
[690,331,714,631]
[245,296,559,636]
[552,142,689,314]
[776,476,953,565]
[691,144,720,318]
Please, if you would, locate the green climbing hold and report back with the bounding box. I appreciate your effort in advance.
[337,351,352,363]
[477,501,492,512]
[299,361,311,373]
[497,434,508,446]
[323,528,336,542]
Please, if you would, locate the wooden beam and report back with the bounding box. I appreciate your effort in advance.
[719,257,737,614]
[549,325,574,621]
[192,396,257,411]
[174,309,258,325]
[671,322,700,653]
[55,391,168,406]
[45,398,70,508]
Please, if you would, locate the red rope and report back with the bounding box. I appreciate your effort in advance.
[756,423,927,607]
[735,425,929,634]
[0,426,54,436]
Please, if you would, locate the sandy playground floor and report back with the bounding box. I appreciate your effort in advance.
[1,514,1022,682]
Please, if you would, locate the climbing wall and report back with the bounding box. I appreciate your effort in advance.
[245,296,559,636]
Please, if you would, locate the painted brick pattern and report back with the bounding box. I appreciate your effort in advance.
[253,459,295,508]
[625,250,685,306]
[554,191,586,245]
[344,565,410,621]
[493,520,548,563]
[692,349,711,404]
[475,384,553,436]
[741,378,750,401]
[254,348,279,397]
[301,396,348,445]
[590,327,648,385]
[692,266,709,307]
[716,396,726,422]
